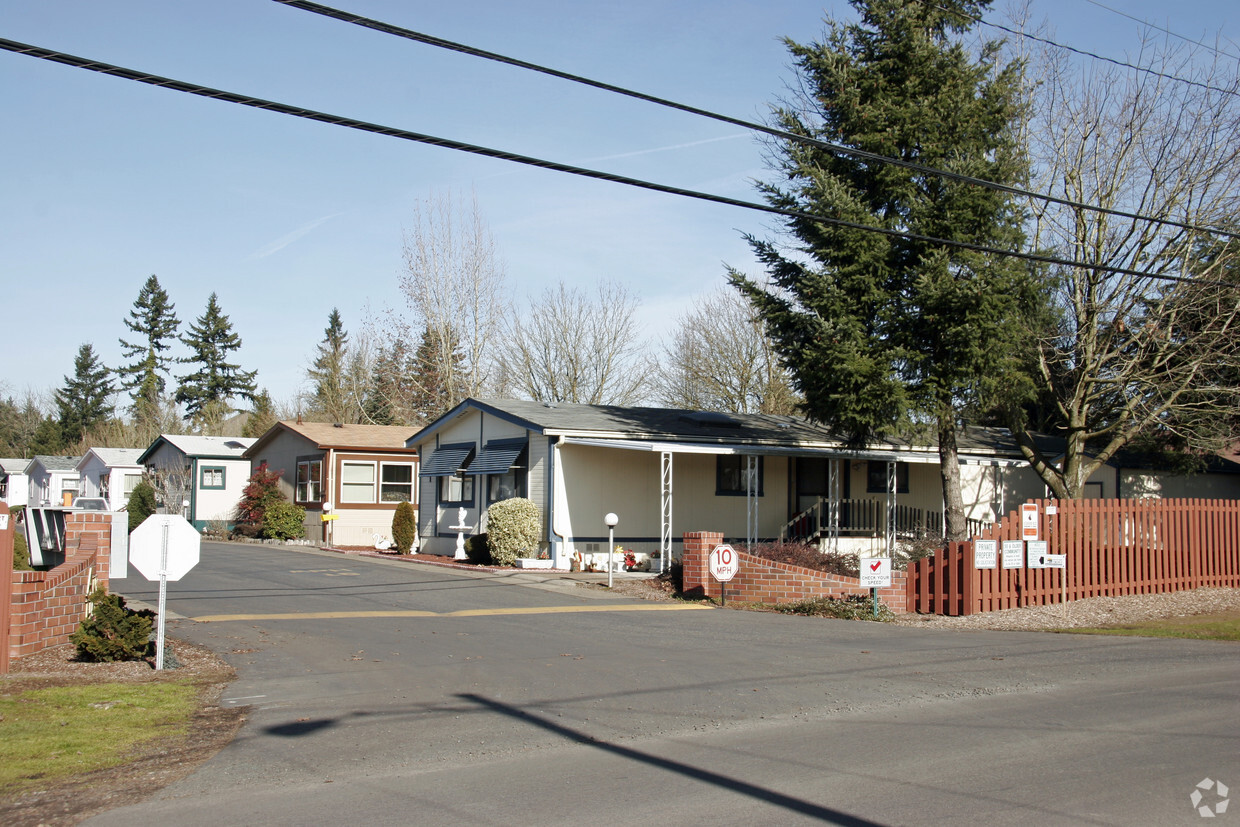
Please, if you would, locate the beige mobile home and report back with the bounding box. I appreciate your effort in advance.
[408,399,1057,569]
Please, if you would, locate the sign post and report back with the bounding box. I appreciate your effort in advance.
[129,514,201,670]
[709,543,738,605]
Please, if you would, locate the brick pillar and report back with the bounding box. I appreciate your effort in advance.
[65,512,111,591]
[682,531,722,600]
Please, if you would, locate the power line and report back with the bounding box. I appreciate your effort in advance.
[271,0,1239,244]
[0,37,1230,288]
[1081,0,1240,63]
[924,0,1240,100]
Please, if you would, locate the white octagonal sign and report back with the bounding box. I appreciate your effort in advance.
[129,514,201,582]
[709,544,739,582]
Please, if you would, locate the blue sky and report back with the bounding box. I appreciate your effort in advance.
[2,0,1235,409]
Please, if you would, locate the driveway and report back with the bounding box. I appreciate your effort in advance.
[90,542,1238,825]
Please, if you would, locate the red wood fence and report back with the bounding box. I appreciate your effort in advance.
[907,498,1240,615]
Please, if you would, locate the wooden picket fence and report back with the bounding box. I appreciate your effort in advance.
[907,498,1240,615]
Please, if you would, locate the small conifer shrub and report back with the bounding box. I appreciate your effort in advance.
[71,587,155,662]
[392,501,416,554]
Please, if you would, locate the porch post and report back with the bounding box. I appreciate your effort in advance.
[659,451,672,573]
[828,458,840,554]
[886,460,897,558]
[746,455,758,549]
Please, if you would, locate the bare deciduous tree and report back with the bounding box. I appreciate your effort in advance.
[1006,23,1240,498]
[657,287,799,415]
[501,281,649,405]
[391,190,506,419]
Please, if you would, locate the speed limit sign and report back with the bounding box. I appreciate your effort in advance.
[709,544,739,582]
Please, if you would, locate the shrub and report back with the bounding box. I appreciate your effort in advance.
[464,532,491,565]
[235,462,287,538]
[392,501,416,554]
[742,541,860,578]
[71,587,155,662]
[127,479,157,533]
[486,497,541,566]
[262,499,306,540]
[12,528,31,571]
[771,594,895,621]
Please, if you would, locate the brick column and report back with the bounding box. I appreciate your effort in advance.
[682,531,722,600]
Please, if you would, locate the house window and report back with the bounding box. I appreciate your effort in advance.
[98,474,111,499]
[201,466,226,489]
[380,463,415,503]
[716,456,763,496]
[123,474,143,496]
[487,469,527,503]
[866,461,909,494]
[439,475,475,506]
[61,477,79,505]
[341,461,377,504]
[296,459,323,503]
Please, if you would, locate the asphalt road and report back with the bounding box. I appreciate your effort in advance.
[89,542,1238,826]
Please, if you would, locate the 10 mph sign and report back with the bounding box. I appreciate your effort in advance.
[709,544,739,582]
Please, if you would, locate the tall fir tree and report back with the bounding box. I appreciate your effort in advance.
[411,325,465,424]
[730,0,1032,539]
[362,336,412,426]
[175,293,258,427]
[305,308,365,423]
[117,275,180,423]
[242,388,279,438]
[55,343,114,448]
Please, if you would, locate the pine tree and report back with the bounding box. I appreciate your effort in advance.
[55,343,114,447]
[305,308,366,423]
[176,293,258,426]
[411,325,465,424]
[363,337,412,426]
[117,275,180,423]
[730,0,1031,539]
[242,388,279,438]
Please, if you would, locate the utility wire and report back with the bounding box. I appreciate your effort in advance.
[0,37,1230,288]
[271,0,1239,243]
[1081,0,1240,63]
[923,0,1240,99]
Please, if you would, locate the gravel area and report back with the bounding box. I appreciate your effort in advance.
[889,587,1240,631]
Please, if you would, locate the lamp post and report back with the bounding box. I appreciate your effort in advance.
[605,512,619,589]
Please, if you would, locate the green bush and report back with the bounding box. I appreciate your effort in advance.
[771,594,895,621]
[464,532,491,566]
[262,499,306,540]
[486,498,541,566]
[12,528,31,571]
[71,587,155,662]
[392,501,416,554]
[127,479,157,533]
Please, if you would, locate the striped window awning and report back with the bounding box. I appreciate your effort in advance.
[464,441,527,476]
[419,444,475,477]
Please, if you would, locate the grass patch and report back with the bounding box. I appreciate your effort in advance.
[1059,611,1240,641]
[0,681,198,794]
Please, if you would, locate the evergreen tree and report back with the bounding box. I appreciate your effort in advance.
[730,0,1031,539]
[363,337,412,426]
[242,388,279,438]
[55,343,114,447]
[117,275,180,423]
[411,325,465,424]
[305,308,366,423]
[176,293,258,425]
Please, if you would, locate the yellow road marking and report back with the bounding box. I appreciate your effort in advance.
[192,603,712,623]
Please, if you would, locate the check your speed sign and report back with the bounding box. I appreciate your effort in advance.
[709,544,739,582]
